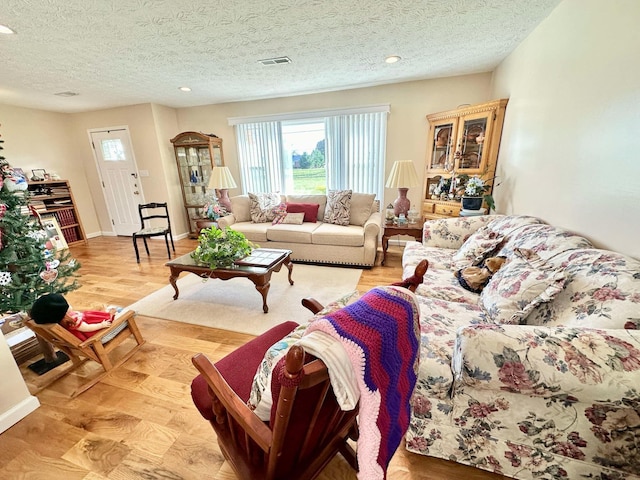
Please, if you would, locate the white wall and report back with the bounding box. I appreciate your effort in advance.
[491,0,640,258]
[0,333,40,433]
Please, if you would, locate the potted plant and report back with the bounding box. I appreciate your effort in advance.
[195,193,228,231]
[457,174,496,211]
[191,227,256,269]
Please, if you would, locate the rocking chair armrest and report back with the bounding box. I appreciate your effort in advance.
[192,353,273,451]
[80,310,136,346]
[301,298,324,314]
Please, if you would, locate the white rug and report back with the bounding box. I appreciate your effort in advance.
[127,264,362,335]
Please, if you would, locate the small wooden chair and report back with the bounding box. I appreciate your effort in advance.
[132,202,175,263]
[25,310,145,397]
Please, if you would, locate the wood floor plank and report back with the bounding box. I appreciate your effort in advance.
[1,236,504,480]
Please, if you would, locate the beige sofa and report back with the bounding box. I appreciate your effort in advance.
[217,193,381,267]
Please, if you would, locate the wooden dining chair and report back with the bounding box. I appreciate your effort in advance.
[132,202,175,263]
[24,310,145,397]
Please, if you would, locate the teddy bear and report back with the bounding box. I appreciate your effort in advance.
[455,256,507,293]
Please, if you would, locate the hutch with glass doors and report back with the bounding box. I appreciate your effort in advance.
[422,99,508,220]
[170,132,225,237]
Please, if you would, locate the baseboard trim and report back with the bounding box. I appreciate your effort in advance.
[0,395,40,434]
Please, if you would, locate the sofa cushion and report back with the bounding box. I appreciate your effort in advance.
[349,192,376,226]
[286,202,320,223]
[494,223,593,261]
[229,195,252,223]
[232,222,270,243]
[527,248,640,329]
[267,222,320,243]
[286,194,327,221]
[403,241,457,271]
[312,223,365,247]
[323,189,352,226]
[415,296,485,399]
[481,248,567,325]
[249,192,282,223]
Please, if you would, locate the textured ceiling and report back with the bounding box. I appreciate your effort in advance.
[0,0,560,113]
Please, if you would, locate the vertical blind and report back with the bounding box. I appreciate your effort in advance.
[233,106,388,200]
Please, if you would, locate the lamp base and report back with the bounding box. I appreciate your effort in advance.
[217,189,232,213]
[393,188,411,217]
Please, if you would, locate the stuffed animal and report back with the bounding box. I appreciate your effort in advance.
[2,167,28,192]
[455,256,507,293]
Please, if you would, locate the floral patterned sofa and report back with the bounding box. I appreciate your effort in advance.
[401,215,640,480]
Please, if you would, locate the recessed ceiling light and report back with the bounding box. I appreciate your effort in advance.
[0,24,16,34]
[385,55,401,64]
[179,87,192,92]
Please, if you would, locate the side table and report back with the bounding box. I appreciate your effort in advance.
[381,220,424,266]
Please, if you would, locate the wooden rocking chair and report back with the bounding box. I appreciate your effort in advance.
[24,310,145,397]
[190,260,428,480]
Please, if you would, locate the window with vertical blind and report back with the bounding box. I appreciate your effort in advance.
[229,105,389,200]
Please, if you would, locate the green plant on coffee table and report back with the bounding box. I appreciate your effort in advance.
[191,227,256,268]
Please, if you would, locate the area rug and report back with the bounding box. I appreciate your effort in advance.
[126,264,362,335]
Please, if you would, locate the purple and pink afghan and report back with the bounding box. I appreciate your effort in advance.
[304,285,420,479]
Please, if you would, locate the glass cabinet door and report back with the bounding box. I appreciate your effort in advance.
[455,112,493,173]
[429,120,457,172]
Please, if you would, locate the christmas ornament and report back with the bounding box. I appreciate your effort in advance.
[40,269,58,284]
[0,271,11,286]
[46,259,60,269]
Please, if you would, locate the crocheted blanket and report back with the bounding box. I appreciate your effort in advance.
[304,285,420,480]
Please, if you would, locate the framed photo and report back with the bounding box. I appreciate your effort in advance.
[41,215,68,250]
[31,169,47,181]
[13,167,25,176]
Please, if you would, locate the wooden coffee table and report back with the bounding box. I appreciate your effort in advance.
[166,248,293,313]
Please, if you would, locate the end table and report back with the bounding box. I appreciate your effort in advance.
[381,220,424,265]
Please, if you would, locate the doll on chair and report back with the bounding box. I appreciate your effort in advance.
[29,293,115,341]
[455,256,507,293]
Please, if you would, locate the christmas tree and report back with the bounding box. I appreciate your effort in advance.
[0,128,81,315]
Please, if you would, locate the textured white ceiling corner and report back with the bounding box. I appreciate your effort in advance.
[0,0,560,113]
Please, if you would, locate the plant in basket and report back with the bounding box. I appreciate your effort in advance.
[191,227,256,269]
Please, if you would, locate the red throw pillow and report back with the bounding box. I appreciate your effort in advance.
[285,203,319,223]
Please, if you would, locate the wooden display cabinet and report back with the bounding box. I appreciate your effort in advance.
[28,180,88,246]
[422,99,508,220]
[170,132,225,237]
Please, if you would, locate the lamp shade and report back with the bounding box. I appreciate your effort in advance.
[385,160,420,188]
[208,166,237,190]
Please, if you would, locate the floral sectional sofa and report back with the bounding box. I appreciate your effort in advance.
[401,215,640,480]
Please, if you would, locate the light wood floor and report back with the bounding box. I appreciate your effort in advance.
[0,236,505,479]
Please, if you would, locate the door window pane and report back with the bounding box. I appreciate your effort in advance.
[100,139,126,162]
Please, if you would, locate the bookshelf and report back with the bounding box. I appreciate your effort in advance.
[28,180,88,246]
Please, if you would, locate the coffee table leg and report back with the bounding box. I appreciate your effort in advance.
[251,274,272,313]
[284,255,294,285]
[169,268,180,300]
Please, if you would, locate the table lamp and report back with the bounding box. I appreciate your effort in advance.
[208,166,237,212]
[385,160,420,217]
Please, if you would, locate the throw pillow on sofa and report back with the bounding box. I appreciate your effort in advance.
[324,189,352,226]
[451,229,505,270]
[281,212,305,224]
[271,203,288,225]
[349,192,376,226]
[480,248,567,325]
[249,192,282,223]
[286,202,320,223]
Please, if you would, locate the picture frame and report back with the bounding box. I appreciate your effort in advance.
[31,169,47,181]
[41,215,68,250]
[13,167,25,176]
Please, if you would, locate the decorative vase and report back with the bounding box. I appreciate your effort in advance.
[392,188,410,217]
[461,196,483,211]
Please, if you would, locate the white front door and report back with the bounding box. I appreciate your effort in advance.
[90,128,143,236]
